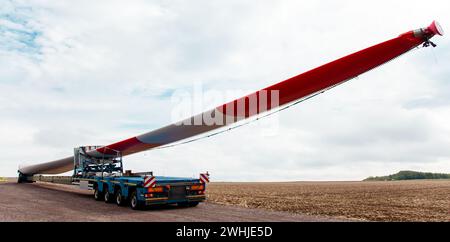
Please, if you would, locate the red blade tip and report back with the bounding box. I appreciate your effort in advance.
[428,20,444,36]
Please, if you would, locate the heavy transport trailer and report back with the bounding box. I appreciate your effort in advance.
[18,146,210,210]
[24,174,207,210]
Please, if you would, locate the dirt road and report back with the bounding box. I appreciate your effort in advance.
[0,180,341,222]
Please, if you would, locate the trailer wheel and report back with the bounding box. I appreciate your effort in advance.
[115,188,127,206]
[130,191,143,210]
[178,201,199,207]
[94,187,103,201]
[104,189,114,203]
[188,202,199,207]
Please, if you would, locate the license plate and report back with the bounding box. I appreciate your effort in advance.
[168,186,186,200]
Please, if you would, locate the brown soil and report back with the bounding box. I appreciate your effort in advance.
[207,180,450,222]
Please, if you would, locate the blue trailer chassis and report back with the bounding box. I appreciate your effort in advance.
[82,175,206,209]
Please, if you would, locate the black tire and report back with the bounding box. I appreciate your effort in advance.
[188,201,199,207]
[104,188,113,203]
[94,187,103,201]
[130,191,143,210]
[115,188,127,206]
[178,201,199,207]
[178,202,189,207]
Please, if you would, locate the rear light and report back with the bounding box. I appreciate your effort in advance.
[190,184,204,191]
[145,193,154,198]
[198,190,204,195]
[147,186,164,193]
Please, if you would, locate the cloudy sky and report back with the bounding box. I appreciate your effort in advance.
[1,0,449,181]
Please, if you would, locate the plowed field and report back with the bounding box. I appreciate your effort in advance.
[207,180,450,221]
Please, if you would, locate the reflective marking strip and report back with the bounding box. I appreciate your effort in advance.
[145,197,168,201]
[200,173,209,183]
[144,176,156,188]
[186,195,206,198]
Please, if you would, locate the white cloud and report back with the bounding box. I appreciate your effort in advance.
[1,0,449,180]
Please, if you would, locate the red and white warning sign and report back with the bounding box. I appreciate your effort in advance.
[199,173,210,184]
[143,176,156,188]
